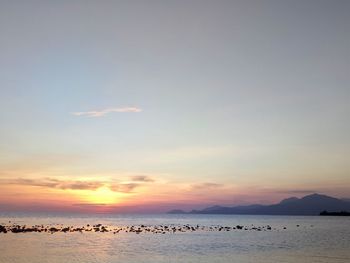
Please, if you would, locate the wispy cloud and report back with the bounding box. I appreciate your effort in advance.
[72,203,108,207]
[3,178,104,191]
[1,177,144,193]
[72,107,142,117]
[190,183,223,191]
[274,189,318,195]
[109,183,139,193]
[130,175,154,182]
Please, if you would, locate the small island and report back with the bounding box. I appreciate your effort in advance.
[320,211,350,216]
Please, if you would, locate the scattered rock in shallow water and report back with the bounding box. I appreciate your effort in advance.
[0,223,298,235]
[49,227,59,233]
[61,227,70,233]
[0,225,7,233]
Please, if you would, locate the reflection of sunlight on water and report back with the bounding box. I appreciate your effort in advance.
[0,215,350,263]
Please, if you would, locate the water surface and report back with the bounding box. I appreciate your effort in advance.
[0,214,349,263]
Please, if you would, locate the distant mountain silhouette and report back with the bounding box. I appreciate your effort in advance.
[167,194,350,215]
[167,209,187,214]
[279,197,299,204]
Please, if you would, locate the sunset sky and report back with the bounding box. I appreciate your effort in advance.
[0,0,349,213]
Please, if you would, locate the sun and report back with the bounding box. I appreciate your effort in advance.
[82,187,121,205]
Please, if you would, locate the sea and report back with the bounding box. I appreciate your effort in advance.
[0,213,349,263]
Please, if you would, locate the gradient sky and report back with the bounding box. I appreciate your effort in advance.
[0,0,349,213]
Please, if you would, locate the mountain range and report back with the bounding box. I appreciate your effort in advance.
[168,193,350,215]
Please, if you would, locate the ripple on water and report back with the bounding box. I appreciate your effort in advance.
[0,215,349,263]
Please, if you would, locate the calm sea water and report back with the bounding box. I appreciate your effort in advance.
[0,214,349,263]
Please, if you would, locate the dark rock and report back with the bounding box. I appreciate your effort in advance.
[0,225,7,233]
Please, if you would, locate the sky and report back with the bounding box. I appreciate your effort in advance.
[0,0,349,213]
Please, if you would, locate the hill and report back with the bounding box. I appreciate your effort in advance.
[168,194,350,215]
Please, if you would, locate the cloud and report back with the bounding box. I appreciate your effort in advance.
[130,175,154,182]
[72,107,142,117]
[110,183,139,193]
[190,183,223,191]
[3,178,104,191]
[274,189,318,195]
[72,203,108,207]
[1,177,144,193]
[61,181,104,190]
